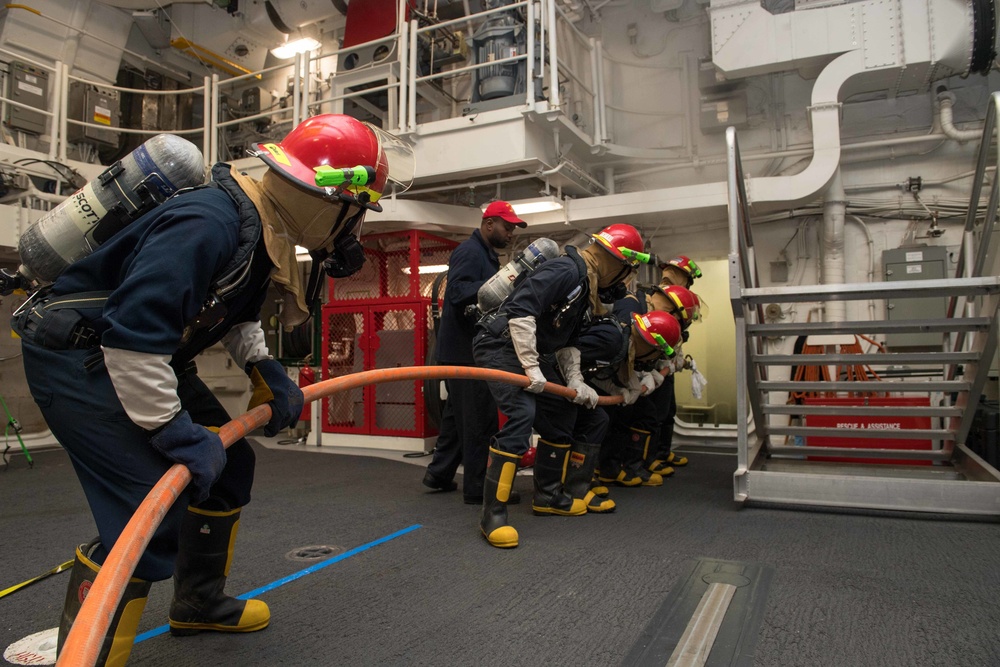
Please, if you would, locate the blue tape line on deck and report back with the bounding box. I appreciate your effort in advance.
[135,524,421,643]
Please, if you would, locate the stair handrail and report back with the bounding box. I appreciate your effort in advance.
[948,91,1000,319]
[726,126,768,484]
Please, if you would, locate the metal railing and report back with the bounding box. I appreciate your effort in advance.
[0,0,608,171]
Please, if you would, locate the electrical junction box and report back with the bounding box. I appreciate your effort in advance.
[883,245,948,348]
[6,61,49,134]
[67,82,120,146]
[700,92,747,134]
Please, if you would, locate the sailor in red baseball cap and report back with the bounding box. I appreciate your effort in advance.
[483,200,528,228]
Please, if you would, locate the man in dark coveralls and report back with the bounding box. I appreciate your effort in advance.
[15,115,411,665]
[472,223,648,548]
[423,200,526,504]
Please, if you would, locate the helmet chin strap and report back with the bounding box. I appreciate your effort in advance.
[303,204,368,306]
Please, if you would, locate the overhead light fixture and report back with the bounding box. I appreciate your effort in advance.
[402,264,449,275]
[482,196,564,216]
[295,245,311,262]
[271,36,321,60]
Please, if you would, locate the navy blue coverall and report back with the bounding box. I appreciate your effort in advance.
[18,165,272,581]
[426,228,501,500]
[472,248,607,454]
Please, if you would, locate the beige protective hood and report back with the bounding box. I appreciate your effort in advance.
[231,166,350,329]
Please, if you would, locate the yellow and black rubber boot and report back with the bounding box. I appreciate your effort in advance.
[57,540,151,667]
[480,447,521,548]
[667,451,689,467]
[564,442,616,513]
[531,439,588,516]
[648,426,681,475]
[596,431,642,487]
[168,506,270,636]
[624,428,664,487]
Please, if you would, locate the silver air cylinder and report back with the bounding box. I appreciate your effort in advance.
[17,134,206,285]
[477,237,560,313]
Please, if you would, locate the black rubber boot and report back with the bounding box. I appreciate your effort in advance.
[169,506,270,636]
[649,424,680,475]
[596,430,641,486]
[624,428,664,487]
[57,540,150,667]
[480,447,521,548]
[564,442,616,513]
[531,439,587,516]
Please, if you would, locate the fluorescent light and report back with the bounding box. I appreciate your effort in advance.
[402,264,449,275]
[512,198,563,214]
[482,196,564,216]
[271,37,321,59]
[295,245,311,262]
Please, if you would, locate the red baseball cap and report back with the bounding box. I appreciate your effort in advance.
[483,200,527,228]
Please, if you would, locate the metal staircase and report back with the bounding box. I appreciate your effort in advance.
[727,92,1000,516]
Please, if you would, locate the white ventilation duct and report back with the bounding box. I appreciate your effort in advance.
[523,0,996,234]
[711,0,995,208]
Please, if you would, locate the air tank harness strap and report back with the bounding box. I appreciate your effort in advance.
[12,291,110,351]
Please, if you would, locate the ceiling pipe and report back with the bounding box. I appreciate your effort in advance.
[936,88,987,142]
[513,0,997,233]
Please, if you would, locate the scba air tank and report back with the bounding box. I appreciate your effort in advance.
[16,133,206,285]
[477,237,560,313]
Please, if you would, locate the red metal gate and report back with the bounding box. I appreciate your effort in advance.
[320,230,457,437]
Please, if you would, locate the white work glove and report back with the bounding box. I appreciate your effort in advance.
[524,365,547,393]
[650,369,666,389]
[618,384,642,406]
[556,346,599,409]
[638,371,658,395]
[689,358,708,400]
[509,316,546,393]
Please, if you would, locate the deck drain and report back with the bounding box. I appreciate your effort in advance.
[286,545,343,561]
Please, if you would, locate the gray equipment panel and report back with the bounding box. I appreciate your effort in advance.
[67,82,120,146]
[883,245,949,348]
[6,61,49,134]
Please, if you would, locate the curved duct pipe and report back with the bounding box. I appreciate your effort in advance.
[936,89,986,142]
[716,0,994,209]
[747,49,862,207]
[822,168,847,322]
[530,0,996,234]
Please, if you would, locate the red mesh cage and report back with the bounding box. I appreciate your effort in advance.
[321,230,457,438]
[328,230,458,304]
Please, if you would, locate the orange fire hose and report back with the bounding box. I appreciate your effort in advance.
[57,365,626,667]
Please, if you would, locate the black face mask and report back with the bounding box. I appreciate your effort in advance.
[323,232,366,278]
[304,206,368,306]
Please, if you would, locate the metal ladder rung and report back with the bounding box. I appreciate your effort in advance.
[742,276,1000,304]
[753,352,978,365]
[768,426,953,440]
[762,405,962,417]
[765,445,950,461]
[747,319,991,336]
[759,381,969,392]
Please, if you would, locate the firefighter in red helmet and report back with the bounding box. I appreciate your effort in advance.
[645,260,704,474]
[473,222,650,548]
[16,114,411,665]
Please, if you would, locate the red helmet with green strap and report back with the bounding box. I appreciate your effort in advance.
[254,114,413,212]
[592,224,648,268]
[632,311,683,359]
[651,285,700,325]
[661,255,702,285]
